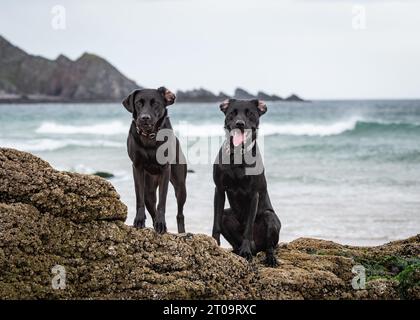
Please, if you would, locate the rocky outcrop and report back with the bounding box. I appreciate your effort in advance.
[233,88,303,102]
[174,88,298,103]
[176,88,229,103]
[0,148,418,299]
[257,91,283,101]
[0,35,139,102]
[0,148,253,299]
[285,94,305,102]
[233,88,256,100]
[0,35,306,103]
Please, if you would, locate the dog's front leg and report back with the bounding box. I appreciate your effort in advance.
[212,187,225,246]
[155,165,170,234]
[133,165,146,228]
[239,192,259,260]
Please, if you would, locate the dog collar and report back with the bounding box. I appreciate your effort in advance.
[132,115,167,140]
[134,123,157,139]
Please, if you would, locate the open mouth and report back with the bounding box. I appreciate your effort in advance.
[231,129,250,147]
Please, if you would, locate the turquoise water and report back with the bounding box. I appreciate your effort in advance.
[1,100,419,245]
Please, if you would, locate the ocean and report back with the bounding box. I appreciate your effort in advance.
[1,100,419,246]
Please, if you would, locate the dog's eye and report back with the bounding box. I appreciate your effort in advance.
[136,99,144,107]
[246,109,256,120]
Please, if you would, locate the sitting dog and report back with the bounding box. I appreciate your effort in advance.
[122,87,187,234]
[212,99,281,266]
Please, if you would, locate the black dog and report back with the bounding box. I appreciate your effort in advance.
[212,99,281,266]
[122,87,187,234]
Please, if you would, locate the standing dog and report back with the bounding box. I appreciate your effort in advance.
[122,87,187,234]
[212,99,281,266]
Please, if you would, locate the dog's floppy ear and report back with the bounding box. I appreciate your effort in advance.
[220,99,232,114]
[253,99,267,115]
[158,87,176,106]
[122,89,141,113]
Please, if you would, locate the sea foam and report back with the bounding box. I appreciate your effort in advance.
[172,117,361,137]
[260,117,361,137]
[0,139,123,152]
[36,121,127,135]
[33,117,418,139]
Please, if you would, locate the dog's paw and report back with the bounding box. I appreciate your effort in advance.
[133,217,146,229]
[264,255,279,267]
[212,233,221,246]
[239,249,253,261]
[239,241,253,261]
[154,221,167,234]
[177,223,186,234]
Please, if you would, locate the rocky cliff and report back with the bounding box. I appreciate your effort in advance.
[176,88,305,103]
[0,148,418,299]
[176,88,229,103]
[233,88,304,102]
[0,35,306,104]
[0,35,140,102]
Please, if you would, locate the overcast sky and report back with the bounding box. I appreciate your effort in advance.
[1,0,419,99]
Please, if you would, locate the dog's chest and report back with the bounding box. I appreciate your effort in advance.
[222,167,253,193]
[131,145,167,174]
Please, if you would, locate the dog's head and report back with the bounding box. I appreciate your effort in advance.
[122,87,176,134]
[220,99,267,147]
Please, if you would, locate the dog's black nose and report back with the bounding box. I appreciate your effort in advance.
[140,114,151,121]
[235,120,245,129]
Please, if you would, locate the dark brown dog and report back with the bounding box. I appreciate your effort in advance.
[122,87,187,234]
[212,99,281,266]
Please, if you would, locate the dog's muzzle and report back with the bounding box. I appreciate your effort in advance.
[133,117,167,140]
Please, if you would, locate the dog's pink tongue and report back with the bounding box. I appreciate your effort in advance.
[232,130,245,147]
